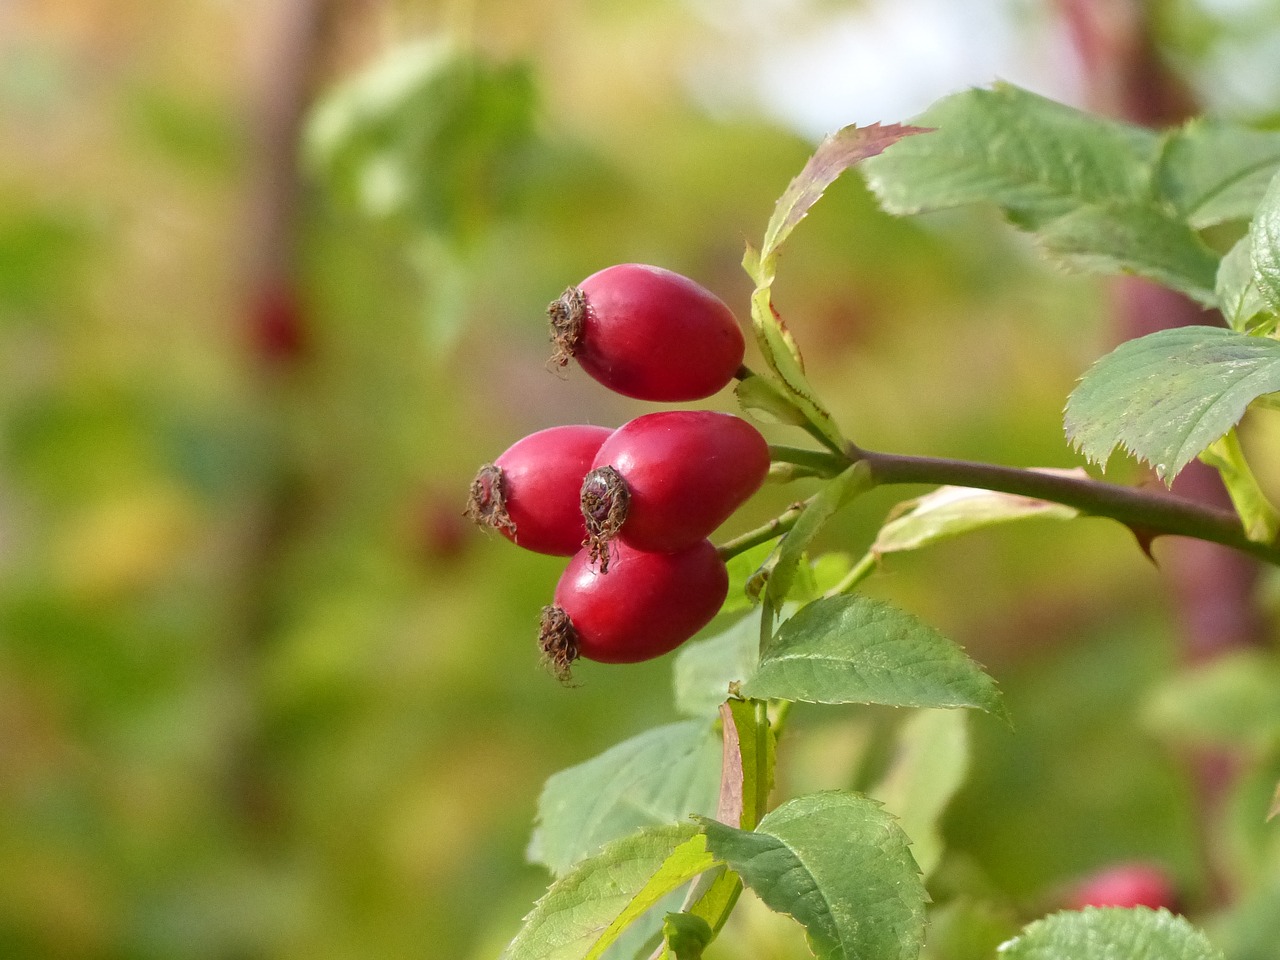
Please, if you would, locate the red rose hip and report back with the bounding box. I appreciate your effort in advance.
[1065,863,1179,911]
[548,263,745,401]
[581,410,770,566]
[248,276,308,364]
[540,539,728,677]
[466,424,612,556]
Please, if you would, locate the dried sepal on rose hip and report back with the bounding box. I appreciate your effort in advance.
[548,263,745,402]
[465,424,612,556]
[581,410,769,568]
[539,539,728,680]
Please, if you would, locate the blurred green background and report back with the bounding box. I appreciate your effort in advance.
[3,1,1280,958]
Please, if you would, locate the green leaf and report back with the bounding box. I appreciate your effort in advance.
[1249,169,1280,314]
[746,282,845,449]
[503,825,720,960]
[700,791,927,960]
[742,595,1007,721]
[735,374,812,427]
[529,721,721,876]
[720,699,774,830]
[870,709,969,878]
[673,615,761,716]
[760,123,931,265]
[1198,429,1280,542]
[304,39,536,235]
[603,890,685,960]
[1033,202,1219,306]
[1064,325,1280,482]
[677,867,743,946]
[862,84,1157,228]
[873,479,1082,556]
[1156,120,1280,228]
[998,907,1224,960]
[765,463,874,608]
[745,124,923,450]
[1142,650,1280,750]
[860,85,1234,300]
[1216,236,1275,334]
[1269,781,1280,821]
[656,913,713,959]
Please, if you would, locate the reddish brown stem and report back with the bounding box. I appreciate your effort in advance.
[227,0,338,840]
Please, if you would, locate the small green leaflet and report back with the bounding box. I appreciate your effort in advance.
[860,84,1268,303]
[1198,429,1280,542]
[759,123,932,266]
[675,868,742,947]
[656,913,713,960]
[862,84,1158,228]
[744,275,822,430]
[503,824,718,960]
[745,123,925,450]
[1215,236,1275,334]
[1065,325,1280,483]
[1269,781,1280,821]
[699,791,927,960]
[997,907,1224,960]
[874,479,1082,556]
[743,594,1007,720]
[1154,119,1280,228]
[862,86,1280,305]
[603,890,685,960]
[735,374,811,428]
[1033,202,1218,306]
[528,721,721,876]
[869,709,969,879]
[1249,169,1280,314]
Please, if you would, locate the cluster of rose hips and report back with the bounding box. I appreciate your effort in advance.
[466,264,770,678]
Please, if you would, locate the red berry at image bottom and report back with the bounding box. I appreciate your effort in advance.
[466,424,612,556]
[1065,863,1179,911]
[539,539,728,679]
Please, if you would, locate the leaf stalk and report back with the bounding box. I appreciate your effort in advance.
[846,444,1280,566]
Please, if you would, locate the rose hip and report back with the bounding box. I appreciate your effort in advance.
[1065,863,1179,911]
[581,410,769,565]
[539,539,728,677]
[466,424,612,556]
[548,263,745,401]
